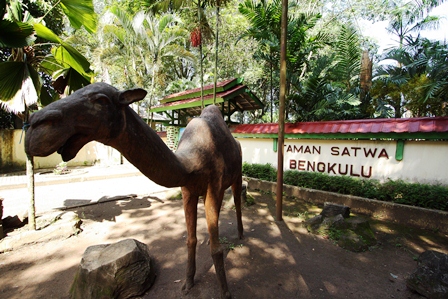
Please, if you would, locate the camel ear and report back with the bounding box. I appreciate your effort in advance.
[119,88,148,105]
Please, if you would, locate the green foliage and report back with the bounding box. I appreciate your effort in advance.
[244,163,448,211]
[0,0,97,114]
[242,162,277,181]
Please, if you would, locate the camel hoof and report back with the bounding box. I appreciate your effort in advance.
[221,291,232,299]
[182,281,194,295]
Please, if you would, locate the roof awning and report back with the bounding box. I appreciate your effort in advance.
[230,117,448,140]
[150,78,264,120]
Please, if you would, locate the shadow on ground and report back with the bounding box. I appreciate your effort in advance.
[1,188,447,299]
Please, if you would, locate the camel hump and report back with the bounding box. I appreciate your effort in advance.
[200,105,222,119]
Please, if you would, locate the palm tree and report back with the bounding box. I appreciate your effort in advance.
[239,0,325,120]
[138,12,195,121]
[370,1,445,118]
[101,8,194,119]
[385,1,443,49]
[142,0,216,108]
[238,0,281,122]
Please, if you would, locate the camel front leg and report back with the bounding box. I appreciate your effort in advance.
[205,187,231,299]
[181,189,198,294]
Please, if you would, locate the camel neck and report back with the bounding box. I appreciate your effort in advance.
[108,108,189,187]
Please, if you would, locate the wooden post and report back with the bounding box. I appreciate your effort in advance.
[276,0,288,222]
[26,153,36,230]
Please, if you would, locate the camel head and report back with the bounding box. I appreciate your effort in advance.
[25,83,147,161]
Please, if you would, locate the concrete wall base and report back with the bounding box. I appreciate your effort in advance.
[246,178,448,234]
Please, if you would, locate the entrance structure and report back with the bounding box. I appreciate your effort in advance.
[150,78,264,126]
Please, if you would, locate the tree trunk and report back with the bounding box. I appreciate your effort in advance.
[276,0,288,222]
[198,1,204,109]
[213,5,220,105]
[360,50,373,117]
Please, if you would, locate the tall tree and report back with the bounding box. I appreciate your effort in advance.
[372,1,445,118]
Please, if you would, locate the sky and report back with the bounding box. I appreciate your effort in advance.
[360,2,448,54]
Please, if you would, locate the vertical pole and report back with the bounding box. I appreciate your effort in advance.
[213,5,220,105]
[24,105,36,230]
[26,153,36,230]
[198,0,204,109]
[276,0,288,222]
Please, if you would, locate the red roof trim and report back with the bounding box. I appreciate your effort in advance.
[231,117,448,135]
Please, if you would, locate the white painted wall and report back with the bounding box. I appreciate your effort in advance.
[1,130,122,170]
[2,128,447,185]
[237,137,448,185]
[1,130,170,170]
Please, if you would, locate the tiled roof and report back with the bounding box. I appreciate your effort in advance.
[160,78,237,103]
[151,78,263,118]
[231,117,448,135]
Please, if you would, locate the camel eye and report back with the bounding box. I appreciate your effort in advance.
[89,93,111,105]
[31,110,63,126]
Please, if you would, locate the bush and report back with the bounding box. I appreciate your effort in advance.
[242,163,277,182]
[244,163,448,211]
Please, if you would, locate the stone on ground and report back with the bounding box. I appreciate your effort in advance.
[303,203,376,252]
[406,250,448,299]
[320,202,350,218]
[70,238,156,299]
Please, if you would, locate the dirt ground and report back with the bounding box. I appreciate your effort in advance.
[1,188,447,299]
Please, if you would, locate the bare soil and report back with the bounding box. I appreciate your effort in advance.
[1,189,447,299]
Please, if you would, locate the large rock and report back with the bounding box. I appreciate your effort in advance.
[70,239,156,299]
[303,203,376,252]
[320,202,350,218]
[406,250,448,299]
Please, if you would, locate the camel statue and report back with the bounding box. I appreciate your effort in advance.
[25,82,244,299]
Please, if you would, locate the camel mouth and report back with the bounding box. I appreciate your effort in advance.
[57,134,92,161]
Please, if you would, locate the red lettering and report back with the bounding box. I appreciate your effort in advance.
[350,165,360,177]
[317,162,325,172]
[361,166,372,178]
[327,163,337,174]
[338,164,348,175]
[341,147,350,156]
[363,148,377,158]
[304,146,311,154]
[298,160,305,170]
[351,147,361,157]
[331,146,339,156]
[286,145,292,152]
[294,145,303,153]
[289,160,296,169]
[378,149,389,159]
[307,161,315,171]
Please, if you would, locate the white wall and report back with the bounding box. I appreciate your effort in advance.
[3,128,447,185]
[237,137,448,185]
[2,130,122,170]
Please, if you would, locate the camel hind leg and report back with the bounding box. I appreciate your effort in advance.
[231,176,244,239]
